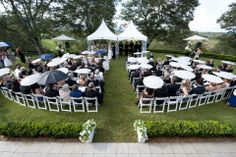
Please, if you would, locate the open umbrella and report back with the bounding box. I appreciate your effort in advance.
[202,74,223,84]
[58,67,69,74]
[0,42,10,47]
[213,71,235,80]
[137,57,149,64]
[197,64,213,70]
[169,62,180,68]
[178,56,192,62]
[0,68,10,77]
[74,68,91,74]
[179,64,193,72]
[221,60,236,66]
[96,49,105,55]
[47,58,67,67]
[140,63,153,69]
[127,64,140,70]
[143,76,164,89]
[40,53,53,60]
[20,74,41,86]
[37,70,68,85]
[32,58,41,64]
[193,59,206,64]
[174,70,196,80]
[183,35,208,41]
[127,57,137,63]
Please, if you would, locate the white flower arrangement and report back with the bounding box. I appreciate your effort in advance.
[134,120,148,142]
[79,119,96,143]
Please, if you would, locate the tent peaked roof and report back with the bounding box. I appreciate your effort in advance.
[183,35,208,41]
[118,21,147,41]
[52,34,76,41]
[87,20,117,41]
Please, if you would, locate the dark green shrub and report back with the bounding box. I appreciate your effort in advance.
[148,49,236,61]
[0,122,82,138]
[145,120,233,137]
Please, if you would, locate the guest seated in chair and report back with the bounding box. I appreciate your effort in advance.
[189,78,205,95]
[84,82,103,104]
[59,83,70,100]
[45,83,59,97]
[167,76,181,96]
[70,84,83,98]
[178,80,191,96]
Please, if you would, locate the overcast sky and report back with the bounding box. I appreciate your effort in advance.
[189,0,235,32]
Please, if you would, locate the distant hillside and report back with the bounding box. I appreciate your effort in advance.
[193,32,225,38]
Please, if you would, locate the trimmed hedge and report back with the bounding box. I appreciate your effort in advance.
[148,49,236,62]
[146,120,233,137]
[0,122,82,138]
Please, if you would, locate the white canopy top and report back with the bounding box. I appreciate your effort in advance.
[52,34,76,41]
[87,20,117,41]
[183,35,208,41]
[118,21,147,41]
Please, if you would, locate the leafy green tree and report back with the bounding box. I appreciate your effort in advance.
[55,0,117,37]
[121,0,199,46]
[0,0,57,54]
[217,3,236,33]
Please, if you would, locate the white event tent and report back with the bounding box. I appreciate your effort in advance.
[183,35,208,41]
[118,21,148,54]
[52,34,76,52]
[87,20,118,59]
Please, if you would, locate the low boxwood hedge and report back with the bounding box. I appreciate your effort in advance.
[146,120,233,137]
[0,122,82,138]
[148,49,236,62]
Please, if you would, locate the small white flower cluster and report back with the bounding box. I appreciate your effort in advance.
[79,119,97,143]
[134,120,148,140]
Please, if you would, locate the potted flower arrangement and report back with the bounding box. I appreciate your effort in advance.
[79,119,97,143]
[134,120,148,143]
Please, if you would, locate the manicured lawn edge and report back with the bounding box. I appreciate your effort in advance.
[149,49,236,61]
[145,120,233,137]
[0,122,82,138]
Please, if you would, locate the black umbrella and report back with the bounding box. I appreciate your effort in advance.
[37,70,68,85]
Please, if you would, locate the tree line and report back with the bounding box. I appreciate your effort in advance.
[0,0,234,54]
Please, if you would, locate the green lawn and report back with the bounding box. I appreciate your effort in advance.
[0,55,236,142]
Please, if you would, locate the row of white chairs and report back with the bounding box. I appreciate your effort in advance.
[0,87,99,112]
[138,86,235,113]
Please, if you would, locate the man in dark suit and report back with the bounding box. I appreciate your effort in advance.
[167,76,181,96]
[45,83,59,97]
[189,78,205,95]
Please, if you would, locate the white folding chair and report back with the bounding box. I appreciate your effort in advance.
[222,86,235,100]
[178,95,193,110]
[215,89,225,102]
[1,87,14,100]
[32,94,47,110]
[167,96,180,112]
[153,97,169,113]
[198,92,210,106]
[24,94,36,109]
[58,97,72,112]
[44,96,60,112]
[84,97,98,112]
[189,94,199,108]
[71,97,85,112]
[15,92,26,106]
[206,91,216,104]
[135,85,145,98]
[138,97,154,113]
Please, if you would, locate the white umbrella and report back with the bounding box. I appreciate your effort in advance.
[171,57,179,62]
[137,57,149,64]
[75,68,91,74]
[0,42,9,47]
[20,74,41,86]
[32,58,41,64]
[174,70,196,80]
[221,60,236,65]
[178,56,192,62]
[169,62,180,68]
[220,71,236,79]
[127,57,137,63]
[178,59,191,65]
[140,63,153,69]
[193,59,206,64]
[47,58,67,67]
[62,53,70,58]
[81,50,90,55]
[134,52,142,55]
[213,71,234,80]
[197,64,213,70]
[183,35,208,41]
[0,68,10,77]
[127,64,140,70]
[52,34,76,41]
[202,74,223,84]
[179,64,193,72]
[143,76,164,89]
[166,55,174,58]
[58,67,69,74]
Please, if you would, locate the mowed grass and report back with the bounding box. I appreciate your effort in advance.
[0,55,236,142]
